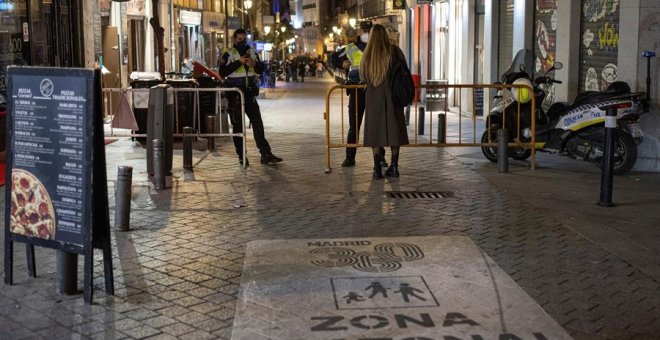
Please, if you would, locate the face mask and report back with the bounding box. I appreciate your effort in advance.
[360,33,369,43]
[236,40,248,48]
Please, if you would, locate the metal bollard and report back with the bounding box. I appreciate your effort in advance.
[56,251,77,295]
[497,129,509,173]
[405,106,411,126]
[437,113,446,144]
[153,139,165,190]
[183,126,193,170]
[115,166,133,231]
[598,106,617,207]
[206,115,216,151]
[642,50,655,112]
[418,107,425,135]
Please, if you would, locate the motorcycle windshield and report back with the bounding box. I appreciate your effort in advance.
[501,49,535,83]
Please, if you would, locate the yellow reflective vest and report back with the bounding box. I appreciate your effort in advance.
[226,47,259,86]
[343,43,363,73]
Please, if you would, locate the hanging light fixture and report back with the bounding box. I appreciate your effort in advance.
[244,0,253,10]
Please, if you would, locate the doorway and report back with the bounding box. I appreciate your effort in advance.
[128,18,146,73]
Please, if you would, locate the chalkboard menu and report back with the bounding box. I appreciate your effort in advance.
[4,67,113,304]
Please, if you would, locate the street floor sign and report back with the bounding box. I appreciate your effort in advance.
[4,66,113,304]
[232,236,571,339]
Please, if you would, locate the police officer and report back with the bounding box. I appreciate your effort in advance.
[219,29,282,166]
[331,21,385,167]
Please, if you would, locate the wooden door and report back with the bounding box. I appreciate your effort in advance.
[102,26,121,118]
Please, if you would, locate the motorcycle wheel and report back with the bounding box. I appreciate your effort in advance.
[600,130,638,175]
[480,130,498,163]
[511,148,532,160]
[480,130,532,162]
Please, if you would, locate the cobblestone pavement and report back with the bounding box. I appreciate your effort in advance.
[2,78,660,339]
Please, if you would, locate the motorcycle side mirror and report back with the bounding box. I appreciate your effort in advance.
[544,61,564,76]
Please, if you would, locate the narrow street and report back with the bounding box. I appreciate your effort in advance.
[2,76,660,339]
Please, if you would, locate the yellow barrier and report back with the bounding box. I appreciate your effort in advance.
[324,83,537,173]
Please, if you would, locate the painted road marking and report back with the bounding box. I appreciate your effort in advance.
[231,236,572,339]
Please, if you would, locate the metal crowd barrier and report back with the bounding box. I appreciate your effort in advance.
[324,83,536,173]
[102,87,248,163]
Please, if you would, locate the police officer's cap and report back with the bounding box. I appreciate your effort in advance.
[359,21,373,31]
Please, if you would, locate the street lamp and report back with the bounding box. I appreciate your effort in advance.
[349,18,356,27]
[264,25,271,35]
[281,26,286,33]
[241,0,253,30]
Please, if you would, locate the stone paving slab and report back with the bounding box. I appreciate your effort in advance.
[232,236,571,339]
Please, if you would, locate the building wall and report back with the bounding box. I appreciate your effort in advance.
[629,0,660,171]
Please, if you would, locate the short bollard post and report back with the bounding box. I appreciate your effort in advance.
[183,126,193,170]
[418,107,425,135]
[153,139,165,190]
[56,251,77,295]
[115,166,133,231]
[206,115,216,151]
[497,129,509,173]
[598,106,617,207]
[437,113,446,144]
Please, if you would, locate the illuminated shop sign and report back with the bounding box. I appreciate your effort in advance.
[180,10,202,26]
[0,0,15,11]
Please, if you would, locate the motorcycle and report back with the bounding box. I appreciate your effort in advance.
[481,49,644,175]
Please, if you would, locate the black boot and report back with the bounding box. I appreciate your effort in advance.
[379,147,388,168]
[373,154,384,179]
[385,153,399,178]
[261,153,283,164]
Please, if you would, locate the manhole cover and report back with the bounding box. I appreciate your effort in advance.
[386,191,454,199]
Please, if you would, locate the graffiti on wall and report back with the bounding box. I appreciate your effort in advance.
[535,0,557,75]
[535,0,557,107]
[580,0,619,92]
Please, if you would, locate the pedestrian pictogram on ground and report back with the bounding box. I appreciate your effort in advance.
[332,276,439,310]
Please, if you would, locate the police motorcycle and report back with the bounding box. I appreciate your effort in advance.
[481,49,643,175]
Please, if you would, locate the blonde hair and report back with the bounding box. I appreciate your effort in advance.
[360,24,392,87]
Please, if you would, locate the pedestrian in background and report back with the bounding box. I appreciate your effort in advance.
[305,63,311,78]
[285,61,291,82]
[360,24,409,179]
[316,62,324,78]
[291,62,298,82]
[218,28,283,166]
[299,61,305,82]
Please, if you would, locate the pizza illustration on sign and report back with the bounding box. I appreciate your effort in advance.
[10,169,57,240]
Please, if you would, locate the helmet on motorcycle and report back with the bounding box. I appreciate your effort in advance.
[512,78,533,104]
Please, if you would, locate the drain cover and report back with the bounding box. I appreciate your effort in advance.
[386,191,453,199]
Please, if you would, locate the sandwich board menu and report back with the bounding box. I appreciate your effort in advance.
[3,67,113,304]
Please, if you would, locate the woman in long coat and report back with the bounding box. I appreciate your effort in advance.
[360,24,409,179]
